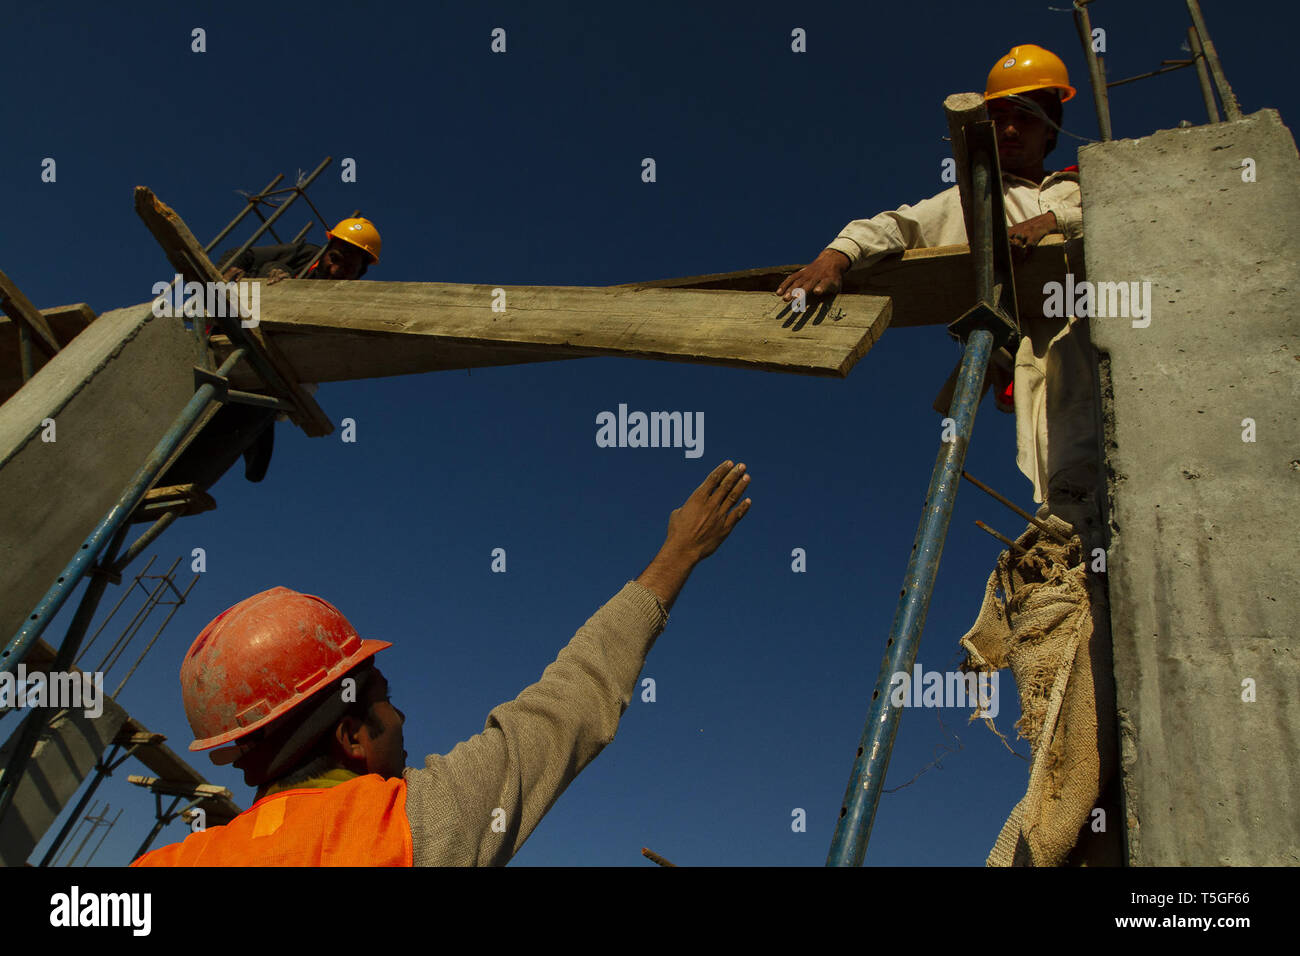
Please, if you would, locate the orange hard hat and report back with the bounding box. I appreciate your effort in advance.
[985,44,1076,103]
[327,216,381,264]
[181,587,390,753]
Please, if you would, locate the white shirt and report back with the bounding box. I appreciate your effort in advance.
[824,171,1096,508]
[825,170,1084,271]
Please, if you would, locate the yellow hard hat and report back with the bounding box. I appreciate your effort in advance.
[327,216,381,264]
[985,44,1076,103]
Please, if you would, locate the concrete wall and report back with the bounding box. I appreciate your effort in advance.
[1081,110,1300,864]
[0,305,197,655]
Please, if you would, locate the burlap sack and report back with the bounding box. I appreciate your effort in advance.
[959,514,1100,866]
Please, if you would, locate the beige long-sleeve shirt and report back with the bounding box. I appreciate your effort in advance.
[826,171,1097,508]
[403,580,668,865]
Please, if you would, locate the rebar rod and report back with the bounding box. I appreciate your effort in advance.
[204,173,283,254]
[1184,0,1241,121]
[961,471,1073,543]
[212,158,330,272]
[1187,26,1221,123]
[1074,1,1113,141]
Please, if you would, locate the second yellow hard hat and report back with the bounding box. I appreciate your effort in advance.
[328,217,382,264]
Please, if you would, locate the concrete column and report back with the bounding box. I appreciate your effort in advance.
[0,305,198,651]
[1080,109,1300,865]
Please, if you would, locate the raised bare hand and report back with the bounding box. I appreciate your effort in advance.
[636,461,754,611]
[662,460,752,563]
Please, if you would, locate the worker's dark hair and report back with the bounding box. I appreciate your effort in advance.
[339,688,385,738]
[234,662,385,788]
[302,666,385,762]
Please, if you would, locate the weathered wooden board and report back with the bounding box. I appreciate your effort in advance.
[0,270,62,357]
[618,235,1073,329]
[0,304,97,401]
[205,280,892,386]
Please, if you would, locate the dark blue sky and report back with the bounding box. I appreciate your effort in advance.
[5,0,1291,866]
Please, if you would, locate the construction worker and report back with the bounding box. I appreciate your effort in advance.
[776,46,1117,867]
[218,216,382,284]
[162,217,382,488]
[776,44,1095,516]
[131,460,754,866]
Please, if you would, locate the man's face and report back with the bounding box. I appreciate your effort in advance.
[357,668,407,777]
[320,239,369,279]
[988,90,1057,172]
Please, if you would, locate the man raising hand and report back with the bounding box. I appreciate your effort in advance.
[134,461,752,866]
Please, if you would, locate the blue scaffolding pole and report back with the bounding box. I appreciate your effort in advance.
[827,92,1022,866]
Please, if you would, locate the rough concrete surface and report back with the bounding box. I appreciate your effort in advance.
[0,305,197,653]
[1081,110,1299,865]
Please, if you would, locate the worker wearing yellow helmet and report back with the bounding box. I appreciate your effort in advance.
[780,43,1111,868]
[775,42,1092,510]
[778,42,1078,306]
[164,215,385,488]
[985,44,1076,197]
[318,216,382,279]
[217,215,382,285]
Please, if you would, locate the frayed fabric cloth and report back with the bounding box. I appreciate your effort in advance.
[959,514,1100,867]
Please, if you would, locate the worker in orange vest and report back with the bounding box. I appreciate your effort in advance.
[132,460,753,866]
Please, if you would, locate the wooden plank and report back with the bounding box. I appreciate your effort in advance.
[132,483,217,523]
[133,187,333,437]
[115,720,241,823]
[43,303,96,325]
[615,236,1071,329]
[0,304,98,400]
[123,733,167,747]
[0,269,62,357]
[0,302,96,339]
[127,775,232,801]
[201,279,892,383]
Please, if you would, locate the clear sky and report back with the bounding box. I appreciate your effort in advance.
[4,0,1292,867]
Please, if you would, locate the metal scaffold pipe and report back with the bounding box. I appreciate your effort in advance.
[828,94,1016,866]
[826,326,993,866]
[0,347,246,680]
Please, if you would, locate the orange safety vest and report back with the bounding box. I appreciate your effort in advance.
[131,773,413,866]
